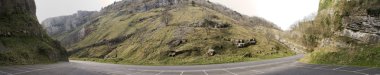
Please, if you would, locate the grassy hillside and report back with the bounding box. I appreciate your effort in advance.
[0,0,68,65]
[67,1,295,65]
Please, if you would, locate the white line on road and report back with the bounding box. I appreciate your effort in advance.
[251,70,264,74]
[203,70,208,75]
[353,68,375,72]
[180,71,184,75]
[294,66,369,75]
[223,69,238,75]
[333,66,346,70]
[313,65,329,69]
[155,71,163,75]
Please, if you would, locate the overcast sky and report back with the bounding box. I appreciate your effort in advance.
[35,0,319,30]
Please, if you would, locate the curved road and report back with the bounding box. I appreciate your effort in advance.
[0,55,379,75]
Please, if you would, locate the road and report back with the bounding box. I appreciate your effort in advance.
[0,55,379,75]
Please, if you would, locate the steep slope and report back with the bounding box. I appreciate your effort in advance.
[41,11,98,47]
[43,0,294,65]
[0,0,68,65]
[290,0,380,67]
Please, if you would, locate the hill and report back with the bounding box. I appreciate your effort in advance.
[0,0,68,65]
[289,0,380,67]
[42,0,295,65]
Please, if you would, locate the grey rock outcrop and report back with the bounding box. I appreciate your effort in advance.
[42,11,97,36]
[341,8,380,43]
[41,11,98,47]
[100,0,277,29]
[0,0,36,16]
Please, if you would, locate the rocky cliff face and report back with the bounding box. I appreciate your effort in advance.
[340,3,380,43]
[42,0,279,48]
[41,11,97,47]
[42,11,97,36]
[44,0,293,65]
[0,0,68,65]
[298,0,380,67]
[0,0,36,16]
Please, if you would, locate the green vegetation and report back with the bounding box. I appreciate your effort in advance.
[71,53,292,66]
[288,0,380,67]
[0,36,67,65]
[301,43,380,67]
[0,0,68,65]
[67,4,295,65]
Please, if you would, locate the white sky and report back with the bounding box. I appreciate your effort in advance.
[35,0,121,22]
[35,0,319,30]
[209,0,320,30]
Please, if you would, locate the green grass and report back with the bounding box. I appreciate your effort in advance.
[66,5,295,65]
[70,52,293,66]
[0,36,68,65]
[300,44,380,67]
[291,0,380,67]
[0,10,68,65]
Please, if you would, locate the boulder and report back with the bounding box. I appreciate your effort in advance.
[207,48,215,56]
[247,39,256,45]
[237,43,246,48]
[168,51,177,57]
[168,39,186,47]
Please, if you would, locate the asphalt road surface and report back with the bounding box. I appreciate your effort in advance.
[1,55,379,75]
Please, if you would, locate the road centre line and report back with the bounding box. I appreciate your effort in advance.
[294,65,368,75]
[223,69,238,75]
[333,66,346,70]
[313,65,330,69]
[154,71,163,75]
[203,70,208,75]
[353,68,375,72]
[121,61,291,73]
[250,70,265,74]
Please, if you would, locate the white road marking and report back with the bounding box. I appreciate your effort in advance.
[128,69,137,70]
[313,65,329,69]
[251,70,264,74]
[203,70,208,75]
[223,69,238,75]
[353,68,374,72]
[333,66,346,70]
[154,71,163,75]
[294,65,369,75]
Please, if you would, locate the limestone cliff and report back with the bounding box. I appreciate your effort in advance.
[0,0,68,65]
[41,11,98,47]
[297,0,380,67]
